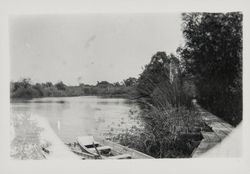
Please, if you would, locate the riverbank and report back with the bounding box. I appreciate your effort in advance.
[10,79,136,99]
[10,95,238,159]
[10,93,134,103]
[10,113,80,160]
[192,103,240,157]
[112,104,212,158]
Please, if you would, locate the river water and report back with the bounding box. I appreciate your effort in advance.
[11,96,141,143]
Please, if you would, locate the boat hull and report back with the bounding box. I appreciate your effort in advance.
[66,137,154,159]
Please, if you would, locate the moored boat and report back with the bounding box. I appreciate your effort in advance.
[66,136,154,160]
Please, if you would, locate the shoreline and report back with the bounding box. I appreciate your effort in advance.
[10,93,133,101]
[10,113,80,160]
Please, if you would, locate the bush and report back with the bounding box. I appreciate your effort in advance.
[115,106,204,158]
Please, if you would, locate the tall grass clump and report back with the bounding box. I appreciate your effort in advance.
[115,52,206,158]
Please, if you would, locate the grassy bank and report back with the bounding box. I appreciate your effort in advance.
[108,52,207,158]
[114,107,207,158]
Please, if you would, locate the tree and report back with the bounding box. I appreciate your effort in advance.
[96,81,112,88]
[123,77,137,87]
[55,81,67,90]
[45,82,53,87]
[10,78,41,98]
[113,82,121,87]
[136,52,170,97]
[179,12,242,126]
[34,83,44,97]
[135,52,191,108]
[136,52,181,97]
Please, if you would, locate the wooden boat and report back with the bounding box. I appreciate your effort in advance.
[66,136,154,160]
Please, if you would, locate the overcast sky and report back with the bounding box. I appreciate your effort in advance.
[10,13,184,85]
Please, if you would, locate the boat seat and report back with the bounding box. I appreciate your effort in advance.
[76,136,99,147]
[88,146,112,153]
[108,154,132,159]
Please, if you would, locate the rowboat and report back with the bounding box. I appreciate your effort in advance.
[66,136,154,160]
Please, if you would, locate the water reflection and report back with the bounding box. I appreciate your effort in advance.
[11,96,140,142]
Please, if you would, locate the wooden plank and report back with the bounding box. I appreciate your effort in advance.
[213,127,232,134]
[219,122,234,129]
[71,150,97,159]
[74,136,154,159]
[88,146,112,153]
[198,141,218,150]
[76,142,98,156]
[76,136,99,147]
[191,103,236,158]
[109,154,132,159]
[95,137,154,159]
[216,123,233,132]
[201,131,221,142]
[212,130,228,139]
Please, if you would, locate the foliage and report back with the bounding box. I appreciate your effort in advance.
[10,78,137,99]
[136,52,170,97]
[55,81,67,91]
[96,81,112,88]
[115,107,204,158]
[123,77,137,87]
[179,12,242,126]
[113,51,205,158]
[136,51,192,108]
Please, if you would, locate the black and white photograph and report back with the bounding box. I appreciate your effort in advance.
[9,12,242,160]
[0,0,249,174]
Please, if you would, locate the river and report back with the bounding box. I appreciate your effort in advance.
[10,96,141,143]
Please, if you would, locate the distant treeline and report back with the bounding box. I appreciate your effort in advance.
[10,77,138,99]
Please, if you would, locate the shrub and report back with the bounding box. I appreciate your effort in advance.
[115,106,204,158]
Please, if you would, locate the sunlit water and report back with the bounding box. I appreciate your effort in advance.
[11,96,141,143]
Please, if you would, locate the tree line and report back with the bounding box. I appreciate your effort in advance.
[10,77,137,99]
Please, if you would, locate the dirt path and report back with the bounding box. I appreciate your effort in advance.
[192,103,241,157]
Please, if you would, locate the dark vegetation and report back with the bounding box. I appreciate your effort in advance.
[10,78,137,99]
[11,12,242,158]
[115,52,206,158]
[179,12,242,126]
[115,12,242,157]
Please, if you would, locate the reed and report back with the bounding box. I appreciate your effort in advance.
[116,76,205,158]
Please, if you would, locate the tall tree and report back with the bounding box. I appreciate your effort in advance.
[179,12,242,126]
[136,52,171,97]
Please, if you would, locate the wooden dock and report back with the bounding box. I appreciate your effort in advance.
[192,103,234,157]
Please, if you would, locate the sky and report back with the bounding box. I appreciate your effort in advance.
[10,13,184,85]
